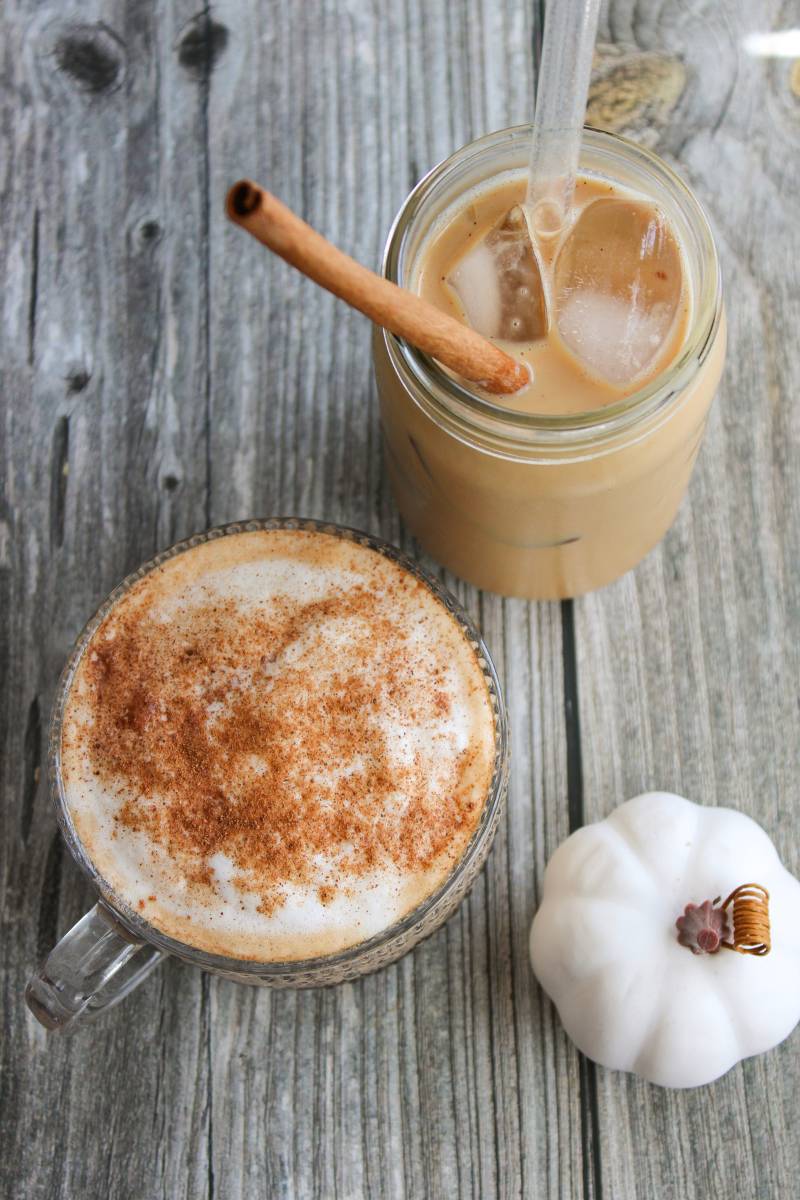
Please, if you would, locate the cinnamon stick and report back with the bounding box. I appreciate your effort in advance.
[226,180,526,396]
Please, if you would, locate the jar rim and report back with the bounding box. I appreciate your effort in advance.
[381,125,723,447]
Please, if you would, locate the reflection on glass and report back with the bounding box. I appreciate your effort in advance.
[742,29,800,57]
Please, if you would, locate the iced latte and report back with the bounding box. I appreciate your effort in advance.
[374,127,725,598]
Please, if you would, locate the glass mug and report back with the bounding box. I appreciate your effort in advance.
[374,126,726,599]
[26,519,509,1030]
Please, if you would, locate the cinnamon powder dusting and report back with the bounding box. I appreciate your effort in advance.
[61,533,495,948]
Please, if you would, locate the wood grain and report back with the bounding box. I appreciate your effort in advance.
[577,2,800,1198]
[1,0,797,1197]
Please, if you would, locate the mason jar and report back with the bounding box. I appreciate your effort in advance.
[374,126,725,599]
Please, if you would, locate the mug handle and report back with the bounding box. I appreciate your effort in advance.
[25,901,164,1030]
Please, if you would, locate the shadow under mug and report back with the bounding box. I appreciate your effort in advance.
[26,518,509,1030]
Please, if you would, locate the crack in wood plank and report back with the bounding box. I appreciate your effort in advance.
[561,599,604,1200]
[35,832,63,963]
[20,695,41,846]
[27,209,39,368]
[49,415,69,549]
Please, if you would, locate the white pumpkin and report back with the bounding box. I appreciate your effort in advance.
[529,792,800,1088]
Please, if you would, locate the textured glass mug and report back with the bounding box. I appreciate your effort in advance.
[374,125,726,599]
[26,519,509,1030]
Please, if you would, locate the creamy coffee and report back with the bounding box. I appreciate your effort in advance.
[374,130,725,599]
[417,176,690,413]
[61,529,496,961]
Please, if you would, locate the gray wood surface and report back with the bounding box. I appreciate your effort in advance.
[2,1,798,1197]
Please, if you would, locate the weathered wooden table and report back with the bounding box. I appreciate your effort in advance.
[3,1,799,1196]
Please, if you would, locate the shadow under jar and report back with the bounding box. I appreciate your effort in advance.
[26,519,508,1030]
[374,126,726,600]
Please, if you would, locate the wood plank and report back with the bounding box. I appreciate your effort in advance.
[203,1,584,1195]
[575,2,800,1198]
[1,1,215,1195]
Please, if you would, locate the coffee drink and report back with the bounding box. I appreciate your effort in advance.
[419,176,689,411]
[374,128,725,599]
[60,528,497,962]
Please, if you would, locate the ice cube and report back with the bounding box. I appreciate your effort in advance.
[554,199,682,387]
[448,206,547,342]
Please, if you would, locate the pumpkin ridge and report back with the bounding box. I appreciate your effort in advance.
[672,801,706,914]
[601,816,666,894]
[612,961,668,1077]
[564,961,665,1075]
[704,965,762,1059]
[770,869,800,955]
[628,956,677,1080]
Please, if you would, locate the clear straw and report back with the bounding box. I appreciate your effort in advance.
[525,0,602,238]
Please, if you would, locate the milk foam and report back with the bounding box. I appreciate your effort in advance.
[61,530,496,961]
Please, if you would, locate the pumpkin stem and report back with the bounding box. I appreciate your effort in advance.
[719,883,771,956]
[676,883,771,956]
